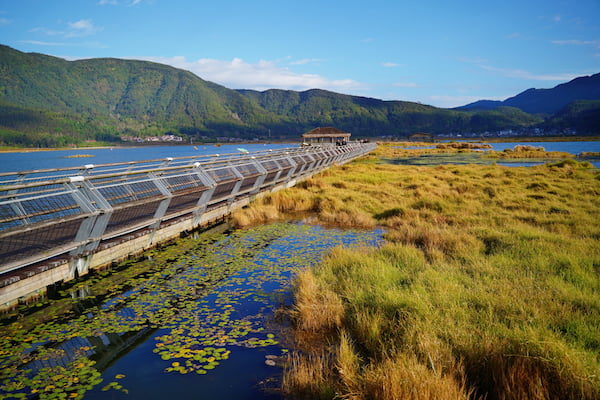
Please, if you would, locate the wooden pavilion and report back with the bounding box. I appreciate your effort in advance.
[302,127,351,145]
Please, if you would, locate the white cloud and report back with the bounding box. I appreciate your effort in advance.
[0,17,11,25]
[18,40,107,49]
[457,56,488,64]
[18,40,69,46]
[29,19,102,38]
[289,58,322,65]
[138,56,365,93]
[426,95,505,109]
[30,27,65,36]
[479,65,583,81]
[392,82,418,88]
[552,39,600,48]
[98,0,145,5]
[66,19,102,37]
[382,62,400,67]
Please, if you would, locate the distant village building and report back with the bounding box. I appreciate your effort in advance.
[302,127,351,145]
[120,134,184,143]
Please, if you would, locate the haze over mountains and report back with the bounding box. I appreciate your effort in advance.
[0,45,598,147]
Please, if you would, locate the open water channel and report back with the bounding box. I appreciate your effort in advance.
[0,222,382,399]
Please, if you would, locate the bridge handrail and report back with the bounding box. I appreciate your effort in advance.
[0,142,376,274]
[0,145,357,185]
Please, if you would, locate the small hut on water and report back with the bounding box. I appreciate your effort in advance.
[302,127,351,145]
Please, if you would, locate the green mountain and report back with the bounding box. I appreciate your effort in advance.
[237,88,542,136]
[540,100,600,133]
[0,45,279,140]
[1,44,591,147]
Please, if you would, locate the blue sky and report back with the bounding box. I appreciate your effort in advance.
[1,0,599,108]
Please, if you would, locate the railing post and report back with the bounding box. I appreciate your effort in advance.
[146,171,173,246]
[250,156,268,195]
[191,163,217,227]
[302,152,317,178]
[7,174,31,226]
[226,163,245,206]
[282,152,298,184]
[66,176,113,279]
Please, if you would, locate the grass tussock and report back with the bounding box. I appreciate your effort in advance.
[281,351,336,400]
[486,144,574,160]
[436,142,492,150]
[245,142,599,399]
[291,270,344,333]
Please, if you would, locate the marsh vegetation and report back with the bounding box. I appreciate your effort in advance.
[232,142,600,400]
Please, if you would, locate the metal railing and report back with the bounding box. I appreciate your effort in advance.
[0,142,376,275]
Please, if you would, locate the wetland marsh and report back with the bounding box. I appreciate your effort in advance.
[1,140,599,400]
[235,142,600,400]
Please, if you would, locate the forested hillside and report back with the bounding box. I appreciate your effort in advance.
[0,45,596,147]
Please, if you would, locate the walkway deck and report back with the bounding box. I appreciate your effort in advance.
[0,142,376,307]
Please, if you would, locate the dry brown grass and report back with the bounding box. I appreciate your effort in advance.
[230,203,280,227]
[291,269,345,333]
[281,351,336,400]
[360,355,472,400]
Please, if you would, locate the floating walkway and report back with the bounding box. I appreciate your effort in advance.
[0,142,376,308]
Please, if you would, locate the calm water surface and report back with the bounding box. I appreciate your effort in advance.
[1,141,598,173]
[396,140,600,167]
[0,223,382,399]
[0,143,292,173]
[486,140,600,154]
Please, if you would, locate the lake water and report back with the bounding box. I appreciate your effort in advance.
[403,140,600,154]
[486,140,600,154]
[396,140,600,168]
[1,141,598,174]
[0,143,293,173]
[0,222,382,399]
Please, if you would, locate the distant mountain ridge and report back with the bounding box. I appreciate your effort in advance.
[457,73,600,114]
[0,44,598,147]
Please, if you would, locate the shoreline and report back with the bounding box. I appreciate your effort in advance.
[0,141,292,154]
[2,136,599,154]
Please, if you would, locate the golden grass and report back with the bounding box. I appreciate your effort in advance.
[281,351,336,400]
[246,142,599,399]
[485,144,574,159]
[291,269,344,333]
[359,354,472,400]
